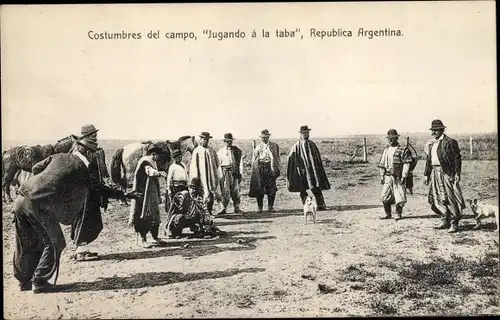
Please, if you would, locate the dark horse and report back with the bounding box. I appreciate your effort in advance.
[109,136,197,194]
[1,135,108,203]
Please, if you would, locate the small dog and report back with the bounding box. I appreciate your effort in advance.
[303,196,318,224]
[468,199,499,231]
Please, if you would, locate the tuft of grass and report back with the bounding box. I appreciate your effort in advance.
[452,238,481,246]
[398,257,459,286]
[469,251,499,278]
[368,297,398,315]
[370,279,407,294]
[340,264,376,283]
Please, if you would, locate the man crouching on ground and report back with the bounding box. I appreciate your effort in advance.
[165,177,226,239]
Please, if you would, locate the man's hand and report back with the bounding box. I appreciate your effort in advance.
[454,174,460,185]
[401,177,407,185]
[424,176,429,185]
[380,176,385,185]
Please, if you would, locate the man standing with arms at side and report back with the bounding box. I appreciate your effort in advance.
[249,129,281,212]
[216,133,244,215]
[377,129,414,220]
[287,125,330,210]
[189,132,221,215]
[424,119,466,233]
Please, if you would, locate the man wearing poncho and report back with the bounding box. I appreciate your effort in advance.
[189,132,221,215]
[378,129,414,220]
[12,134,125,293]
[248,129,281,212]
[286,125,330,210]
[424,119,466,233]
[128,143,168,248]
[165,177,224,239]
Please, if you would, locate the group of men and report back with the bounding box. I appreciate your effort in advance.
[10,118,467,294]
[377,119,466,234]
[161,126,331,219]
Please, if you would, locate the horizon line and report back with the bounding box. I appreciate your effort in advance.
[3,131,498,142]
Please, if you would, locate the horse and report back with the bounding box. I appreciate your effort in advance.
[2,135,77,202]
[110,136,197,194]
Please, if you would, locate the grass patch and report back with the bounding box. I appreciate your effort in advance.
[339,264,376,283]
[368,297,398,315]
[452,238,481,246]
[370,279,407,294]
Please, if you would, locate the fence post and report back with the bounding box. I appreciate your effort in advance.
[469,137,473,155]
[363,138,367,163]
[252,140,256,153]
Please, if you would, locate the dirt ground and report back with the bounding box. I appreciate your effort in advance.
[3,160,499,318]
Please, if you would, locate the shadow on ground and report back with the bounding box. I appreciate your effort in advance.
[330,204,381,212]
[97,235,276,261]
[217,210,302,220]
[55,267,266,293]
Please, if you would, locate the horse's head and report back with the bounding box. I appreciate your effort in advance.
[178,135,197,154]
[53,135,76,154]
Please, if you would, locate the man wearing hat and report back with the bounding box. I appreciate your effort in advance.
[70,124,120,261]
[12,133,126,293]
[189,132,221,215]
[377,129,414,220]
[165,177,224,238]
[424,120,466,233]
[286,126,330,210]
[249,129,281,212]
[128,143,168,248]
[166,149,188,208]
[216,133,244,214]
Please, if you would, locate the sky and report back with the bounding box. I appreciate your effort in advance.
[1,2,497,142]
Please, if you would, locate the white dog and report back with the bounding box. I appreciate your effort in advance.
[468,199,499,231]
[303,196,318,224]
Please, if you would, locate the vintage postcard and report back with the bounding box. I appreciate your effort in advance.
[1,1,498,318]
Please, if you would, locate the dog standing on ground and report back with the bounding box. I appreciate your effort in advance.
[468,199,499,231]
[303,196,318,224]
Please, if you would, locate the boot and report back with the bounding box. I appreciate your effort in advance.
[314,191,327,211]
[32,280,56,294]
[381,203,392,219]
[448,220,459,233]
[434,218,450,230]
[19,280,32,291]
[257,196,264,213]
[268,194,276,212]
[394,204,403,220]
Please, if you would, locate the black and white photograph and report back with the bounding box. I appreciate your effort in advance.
[1,1,498,318]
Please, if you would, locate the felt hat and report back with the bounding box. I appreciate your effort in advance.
[386,129,400,138]
[80,124,99,138]
[199,132,213,139]
[299,125,311,133]
[429,119,446,130]
[189,177,203,189]
[172,149,182,158]
[260,129,271,137]
[224,133,234,141]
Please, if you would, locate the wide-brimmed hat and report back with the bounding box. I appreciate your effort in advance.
[147,143,163,154]
[386,129,400,138]
[224,133,234,141]
[260,129,271,137]
[189,177,203,189]
[299,125,311,133]
[76,136,98,151]
[199,132,213,139]
[429,119,446,130]
[81,124,98,136]
[172,149,182,158]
